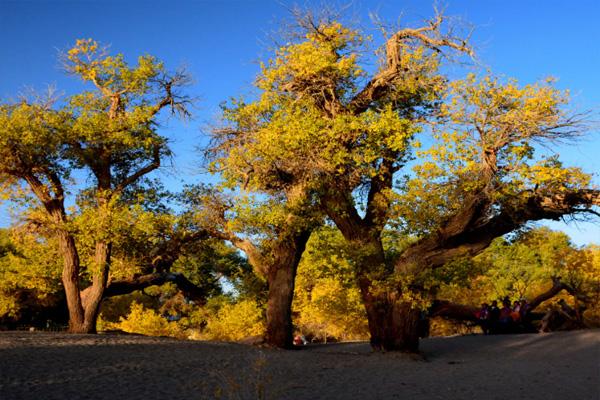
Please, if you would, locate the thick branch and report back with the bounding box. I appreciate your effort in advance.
[207,228,268,277]
[363,157,396,232]
[396,188,600,272]
[102,272,208,304]
[429,300,479,322]
[430,277,590,324]
[528,276,590,310]
[348,15,472,115]
[321,188,367,241]
[113,145,161,194]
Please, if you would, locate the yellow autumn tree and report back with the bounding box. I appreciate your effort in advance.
[0,39,191,333]
[216,8,599,352]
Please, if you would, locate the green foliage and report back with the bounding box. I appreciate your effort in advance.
[0,38,194,334]
[436,227,599,308]
[395,75,592,236]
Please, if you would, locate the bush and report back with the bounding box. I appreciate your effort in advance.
[101,302,185,338]
[202,299,265,341]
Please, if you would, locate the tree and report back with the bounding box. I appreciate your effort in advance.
[216,9,599,352]
[0,228,64,326]
[0,39,190,332]
[429,228,600,331]
[182,182,320,348]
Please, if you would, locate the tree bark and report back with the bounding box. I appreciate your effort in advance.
[57,230,86,332]
[101,272,208,303]
[323,189,424,352]
[78,241,111,333]
[264,230,311,349]
[350,235,423,352]
[360,285,421,352]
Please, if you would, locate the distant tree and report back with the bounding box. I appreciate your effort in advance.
[0,228,63,324]
[431,228,600,330]
[293,227,369,341]
[0,39,191,332]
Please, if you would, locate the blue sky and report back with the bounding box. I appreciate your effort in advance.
[1,0,599,245]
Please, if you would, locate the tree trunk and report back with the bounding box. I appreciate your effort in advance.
[264,230,311,349]
[79,241,112,333]
[351,237,423,353]
[56,230,86,332]
[358,277,421,352]
[265,265,297,348]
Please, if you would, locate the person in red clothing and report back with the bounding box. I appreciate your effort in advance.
[510,300,521,323]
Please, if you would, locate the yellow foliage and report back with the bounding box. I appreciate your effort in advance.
[201,299,265,341]
[101,302,185,338]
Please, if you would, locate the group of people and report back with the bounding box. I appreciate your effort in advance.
[475,297,532,334]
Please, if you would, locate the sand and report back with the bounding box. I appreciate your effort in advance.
[0,330,598,400]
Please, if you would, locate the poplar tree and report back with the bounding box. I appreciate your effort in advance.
[0,40,190,332]
[214,11,599,351]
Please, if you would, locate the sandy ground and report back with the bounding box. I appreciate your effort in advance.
[0,330,598,400]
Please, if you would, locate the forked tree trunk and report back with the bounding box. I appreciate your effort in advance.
[81,241,112,333]
[58,234,112,334]
[346,240,421,352]
[264,230,311,348]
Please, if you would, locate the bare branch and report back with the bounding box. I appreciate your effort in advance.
[348,11,473,114]
[113,145,162,195]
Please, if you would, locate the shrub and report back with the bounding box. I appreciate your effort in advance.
[202,299,265,341]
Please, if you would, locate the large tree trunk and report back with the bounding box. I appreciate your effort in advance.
[353,236,423,353]
[57,230,86,332]
[265,264,297,348]
[264,230,311,349]
[360,283,421,352]
[79,241,111,333]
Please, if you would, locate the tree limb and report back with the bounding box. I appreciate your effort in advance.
[348,14,473,115]
[396,188,600,272]
[113,145,162,195]
[430,277,591,325]
[101,272,208,304]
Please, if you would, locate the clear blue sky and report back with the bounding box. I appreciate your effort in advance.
[1,0,599,245]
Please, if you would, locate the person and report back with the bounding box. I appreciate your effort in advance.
[519,299,530,319]
[477,303,490,334]
[518,299,534,332]
[499,299,513,333]
[293,334,307,346]
[510,300,521,323]
[488,300,500,334]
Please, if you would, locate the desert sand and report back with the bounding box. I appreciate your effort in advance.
[0,330,598,399]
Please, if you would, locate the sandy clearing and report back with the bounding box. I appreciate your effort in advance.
[0,330,598,400]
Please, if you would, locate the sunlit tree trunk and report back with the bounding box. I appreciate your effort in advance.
[56,230,86,332]
[352,238,422,352]
[357,275,421,352]
[264,230,311,348]
[80,241,111,333]
[265,265,298,348]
